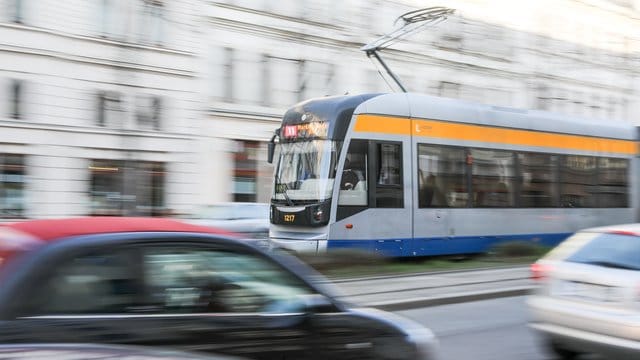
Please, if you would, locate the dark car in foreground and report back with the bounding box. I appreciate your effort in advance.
[527,223,640,359]
[0,217,438,360]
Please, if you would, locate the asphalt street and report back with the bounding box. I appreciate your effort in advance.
[397,296,604,360]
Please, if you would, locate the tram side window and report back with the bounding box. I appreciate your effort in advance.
[518,153,557,207]
[417,144,467,208]
[559,155,597,208]
[375,143,403,208]
[338,140,368,206]
[596,157,628,208]
[470,149,516,208]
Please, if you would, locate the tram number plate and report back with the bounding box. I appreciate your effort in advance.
[283,214,296,222]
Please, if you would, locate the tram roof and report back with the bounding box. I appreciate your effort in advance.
[355,93,636,140]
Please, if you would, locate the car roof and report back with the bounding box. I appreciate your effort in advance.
[1,217,235,243]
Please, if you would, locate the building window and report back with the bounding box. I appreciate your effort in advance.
[89,159,166,216]
[233,141,259,202]
[224,47,234,102]
[261,54,271,106]
[11,0,23,23]
[269,56,299,107]
[297,59,307,102]
[96,91,122,127]
[99,0,129,40]
[536,84,550,111]
[9,80,22,119]
[137,161,166,215]
[136,95,162,130]
[439,15,463,50]
[439,81,460,98]
[0,154,26,218]
[298,61,336,100]
[138,0,164,45]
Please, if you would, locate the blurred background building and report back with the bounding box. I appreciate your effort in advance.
[1,0,639,218]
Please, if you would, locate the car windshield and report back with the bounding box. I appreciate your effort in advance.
[198,204,268,220]
[272,140,339,202]
[564,232,640,270]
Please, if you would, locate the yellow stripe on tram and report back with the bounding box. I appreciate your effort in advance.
[354,114,412,135]
[354,114,638,155]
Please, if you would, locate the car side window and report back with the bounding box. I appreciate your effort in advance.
[143,247,316,314]
[23,249,140,315]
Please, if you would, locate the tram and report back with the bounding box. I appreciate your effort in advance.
[267,93,639,257]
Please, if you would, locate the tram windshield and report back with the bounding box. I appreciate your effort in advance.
[273,140,339,203]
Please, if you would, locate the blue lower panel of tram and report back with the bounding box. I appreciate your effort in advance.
[327,232,572,257]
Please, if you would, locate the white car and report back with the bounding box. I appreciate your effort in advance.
[527,223,640,359]
[185,202,270,241]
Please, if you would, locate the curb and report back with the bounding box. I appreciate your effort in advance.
[328,265,530,283]
[354,286,534,311]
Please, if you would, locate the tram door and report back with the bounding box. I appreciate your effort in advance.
[333,138,413,257]
[412,136,458,256]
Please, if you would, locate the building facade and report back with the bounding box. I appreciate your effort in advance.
[0,0,206,218]
[1,0,640,218]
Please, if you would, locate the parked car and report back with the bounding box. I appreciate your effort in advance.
[527,223,640,359]
[184,203,269,243]
[0,343,243,359]
[0,217,438,360]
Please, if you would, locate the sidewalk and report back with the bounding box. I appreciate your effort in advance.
[324,266,535,311]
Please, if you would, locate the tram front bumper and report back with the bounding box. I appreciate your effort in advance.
[269,236,327,254]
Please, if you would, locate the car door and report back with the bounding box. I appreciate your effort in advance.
[133,242,316,359]
[306,310,420,360]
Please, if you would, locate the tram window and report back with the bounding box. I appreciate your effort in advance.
[559,155,597,208]
[518,153,557,208]
[596,157,628,208]
[470,149,516,208]
[417,144,467,208]
[338,140,368,206]
[375,142,403,208]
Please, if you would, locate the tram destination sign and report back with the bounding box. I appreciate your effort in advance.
[282,121,329,140]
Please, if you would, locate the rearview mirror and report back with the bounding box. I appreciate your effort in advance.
[267,142,275,164]
[267,132,278,164]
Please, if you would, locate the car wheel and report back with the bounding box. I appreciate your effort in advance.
[547,340,581,360]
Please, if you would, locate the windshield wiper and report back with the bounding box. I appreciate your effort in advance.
[275,174,294,206]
